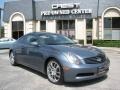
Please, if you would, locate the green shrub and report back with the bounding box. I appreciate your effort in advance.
[93,40,120,47]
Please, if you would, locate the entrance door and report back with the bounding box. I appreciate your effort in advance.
[86,31,92,44]
[12,21,24,39]
[86,19,93,44]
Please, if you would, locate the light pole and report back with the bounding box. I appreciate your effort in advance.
[97,0,100,40]
[0,8,3,37]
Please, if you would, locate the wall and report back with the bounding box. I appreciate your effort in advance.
[46,20,56,33]
[4,22,11,38]
[75,19,86,44]
[25,21,36,34]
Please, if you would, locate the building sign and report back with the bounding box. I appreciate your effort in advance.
[52,3,80,9]
[41,9,92,16]
[41,3,92,16]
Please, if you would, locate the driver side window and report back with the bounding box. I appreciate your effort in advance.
[27,35,37,45]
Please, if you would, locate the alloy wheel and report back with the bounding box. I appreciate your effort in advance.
[9,52,16,65]
[47,60,62,83]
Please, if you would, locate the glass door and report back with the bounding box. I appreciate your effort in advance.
[86,19,93,44]
[12,21,24,39]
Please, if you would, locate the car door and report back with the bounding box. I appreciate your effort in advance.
[24,35,45,71]
[15,36,28,65]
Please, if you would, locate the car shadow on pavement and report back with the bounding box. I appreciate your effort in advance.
[16,64,107,87]
[64,75,107,87]
[17,64,48,79]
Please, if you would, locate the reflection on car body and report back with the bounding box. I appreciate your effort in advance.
[9,32,110,84]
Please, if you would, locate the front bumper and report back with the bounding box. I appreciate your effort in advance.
[64,60,110,82]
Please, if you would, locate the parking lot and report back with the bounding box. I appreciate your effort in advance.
[0,48,120,90]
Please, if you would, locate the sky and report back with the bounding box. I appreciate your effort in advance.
[0,0,4,8]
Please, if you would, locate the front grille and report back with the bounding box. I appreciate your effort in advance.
[84,55,106,64]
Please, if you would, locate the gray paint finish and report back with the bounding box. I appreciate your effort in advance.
[3,0,120,22]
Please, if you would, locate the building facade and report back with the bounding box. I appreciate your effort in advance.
[3,0,120,44]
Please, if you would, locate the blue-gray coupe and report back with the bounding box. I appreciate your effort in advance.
[9,32,110,84]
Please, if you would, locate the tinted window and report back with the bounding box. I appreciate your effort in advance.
[104,18,112,28]
[69,20,75,29]
[40,21,46,31]
[86,19,93,29]
[26,35,37,44]
[38,34,75,45]
[12,21,24,31]
[112,17,120,29]
[56,21,62,30]
[56,20,75,30]
[63,20,68,29]
[104,17,120,29]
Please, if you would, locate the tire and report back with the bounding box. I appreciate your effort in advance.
[46,59,64,84]
[9,51,17,66]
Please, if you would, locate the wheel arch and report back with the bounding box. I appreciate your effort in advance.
[9,49,13,57]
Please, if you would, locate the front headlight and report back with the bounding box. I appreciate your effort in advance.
[66,52,84,65]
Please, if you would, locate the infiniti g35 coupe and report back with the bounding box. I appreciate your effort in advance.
[9,32,110,84]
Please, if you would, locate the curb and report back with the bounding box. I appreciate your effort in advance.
[0,49,9,54]
[98,47,120,52]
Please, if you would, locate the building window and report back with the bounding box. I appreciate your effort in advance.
[69,20,75,29]
[56,20,75,39]
[57,21,62,30]
[57,20,75,30]
[104,17,120,40]
[112,17,120,29]
[12,21,24,31]
[104,18,112,28]
[40,21,46,31]
[63,20,68,29]
[86,19,93,29]
[12,21,24,39]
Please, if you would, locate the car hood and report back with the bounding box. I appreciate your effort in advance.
[49,44,103,59]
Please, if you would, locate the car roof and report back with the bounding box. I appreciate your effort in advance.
[27,32,59,36]
[17,32,60,41]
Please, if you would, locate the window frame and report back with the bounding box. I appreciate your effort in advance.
[40,21,46,31]
[56,20,75,30]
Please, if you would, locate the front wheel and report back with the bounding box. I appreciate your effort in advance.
[9,52,17,66]
[46,59,64,84]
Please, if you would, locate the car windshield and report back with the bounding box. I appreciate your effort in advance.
[38,34,75,45]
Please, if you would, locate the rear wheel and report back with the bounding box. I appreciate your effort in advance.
[9,52,17,66]
[46,59,64,84]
